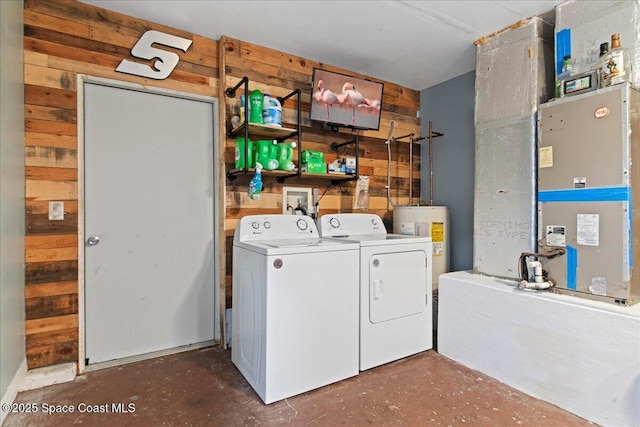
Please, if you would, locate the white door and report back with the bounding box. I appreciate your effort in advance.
[83,81,217,365]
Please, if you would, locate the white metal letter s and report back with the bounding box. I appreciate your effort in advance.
[116,30,193,80]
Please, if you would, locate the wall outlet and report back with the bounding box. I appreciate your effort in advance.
[48,201,64,220]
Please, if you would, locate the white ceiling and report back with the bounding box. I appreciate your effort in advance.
[80,0,563,90]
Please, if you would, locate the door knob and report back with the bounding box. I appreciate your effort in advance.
[87,235,100,246]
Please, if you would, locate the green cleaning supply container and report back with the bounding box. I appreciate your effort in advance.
[249,89,264,124]
[255,139,278,170]
[234,137,255,169]
[301,150,324,163]
[276,142,296,171]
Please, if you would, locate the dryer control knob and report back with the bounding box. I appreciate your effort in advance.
[371,218,378,226]
[296,218,308,231]
[251,221,260,229]
[263,221,271,229]
[329,217,341,228]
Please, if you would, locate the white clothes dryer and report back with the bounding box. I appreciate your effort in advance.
[232,214,360,404]
[317,213,433,371]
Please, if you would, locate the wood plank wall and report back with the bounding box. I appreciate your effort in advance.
[23,0,421,370]
[221,37,421,307]
[23,0,219,369]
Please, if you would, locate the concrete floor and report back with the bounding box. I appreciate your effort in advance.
[4,347,591,426]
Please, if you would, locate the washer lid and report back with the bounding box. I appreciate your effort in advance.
[261,239,345,248]
[234,238,358,255]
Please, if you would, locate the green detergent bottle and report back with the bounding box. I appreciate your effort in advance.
[249,89,264,124]
[234,137,254,168]
[255,139,278,170]
[276,141,297,171]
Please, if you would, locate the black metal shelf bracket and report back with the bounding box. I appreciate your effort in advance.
[393,132,415,142]
[330,138,357,151]
[330,177,352,186]
[224,77,250,176]
[329,137,359,183]
[275,174,295,184]
[290,89,303,180]
[225,76,249,98]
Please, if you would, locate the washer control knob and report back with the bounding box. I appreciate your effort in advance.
[371,217,378,226]
[251,221,260,229]
[263,221,271,229]
[296,218,308,231]
[329,217,341,228]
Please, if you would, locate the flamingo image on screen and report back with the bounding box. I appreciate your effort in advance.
[310,68,383,131]
[313,79,340,120]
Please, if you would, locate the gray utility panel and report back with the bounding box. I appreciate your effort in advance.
[537,83,639,305]
[473,15,554,279]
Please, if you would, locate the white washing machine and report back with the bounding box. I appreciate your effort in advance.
[317,213,433,371]
[231,214,360,404]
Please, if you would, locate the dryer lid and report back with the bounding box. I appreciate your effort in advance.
[325,233,432,247]
[317,213,386,237]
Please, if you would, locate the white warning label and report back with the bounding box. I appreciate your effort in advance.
[577,214,599,246]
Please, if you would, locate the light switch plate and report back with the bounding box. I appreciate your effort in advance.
[48,201,64,220]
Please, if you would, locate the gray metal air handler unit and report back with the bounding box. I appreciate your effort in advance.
[537,83,640,305]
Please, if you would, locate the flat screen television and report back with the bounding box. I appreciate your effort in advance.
[310,68,383,131]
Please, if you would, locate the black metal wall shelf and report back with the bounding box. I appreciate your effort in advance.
[225,77,301,183]
[225,76,360,185]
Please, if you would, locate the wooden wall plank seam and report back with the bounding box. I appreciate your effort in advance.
[25,281,79,298]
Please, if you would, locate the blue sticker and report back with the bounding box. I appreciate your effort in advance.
[556,29,571,76]
[629,195,633,268]
[567,246,577,290]
[538,187,630,203]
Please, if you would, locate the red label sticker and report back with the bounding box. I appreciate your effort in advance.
[594,106,609,119]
